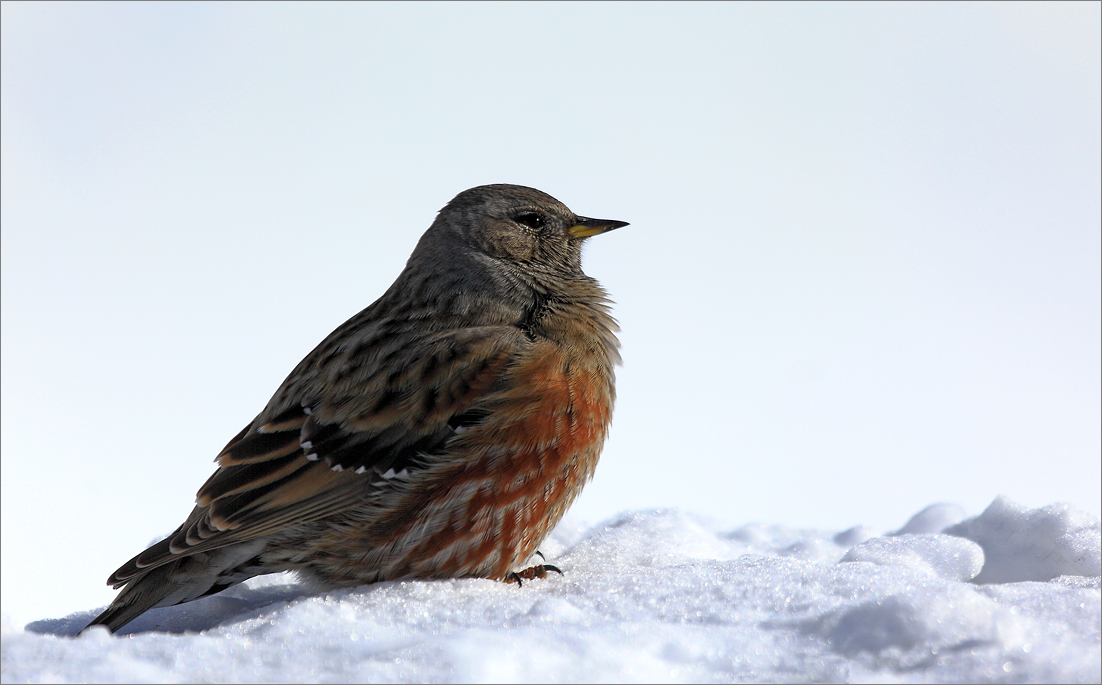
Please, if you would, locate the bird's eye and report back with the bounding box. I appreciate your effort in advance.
[514,212,545,229]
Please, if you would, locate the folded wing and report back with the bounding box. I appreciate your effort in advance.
[107,324,524,588]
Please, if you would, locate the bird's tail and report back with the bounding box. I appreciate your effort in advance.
[84,538,269,633]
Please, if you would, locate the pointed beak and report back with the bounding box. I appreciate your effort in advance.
[567,216,630,239]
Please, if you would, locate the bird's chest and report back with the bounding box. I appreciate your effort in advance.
[375,342,614,579]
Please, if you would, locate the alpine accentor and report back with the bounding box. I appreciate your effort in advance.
[87,184,626,633]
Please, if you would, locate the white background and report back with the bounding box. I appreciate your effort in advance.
[2,2,1099,625]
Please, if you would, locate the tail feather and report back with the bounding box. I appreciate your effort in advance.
[84,539,269,633]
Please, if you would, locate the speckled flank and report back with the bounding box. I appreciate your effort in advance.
[306,335,614,585]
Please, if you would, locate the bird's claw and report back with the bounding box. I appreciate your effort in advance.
[507,563,563,587]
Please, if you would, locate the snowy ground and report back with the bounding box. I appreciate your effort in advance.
[2,496,1099,684]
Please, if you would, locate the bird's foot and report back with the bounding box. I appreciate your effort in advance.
[506,552,563,587]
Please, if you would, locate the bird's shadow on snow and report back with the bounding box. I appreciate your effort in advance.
[23,516,598,639]
[25,578,316,637]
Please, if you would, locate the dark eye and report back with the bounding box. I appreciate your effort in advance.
[514,212,544,229]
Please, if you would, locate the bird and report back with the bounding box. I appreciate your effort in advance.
[85,184,627,633]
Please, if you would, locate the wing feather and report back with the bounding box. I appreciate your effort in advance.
[106,324,526,587]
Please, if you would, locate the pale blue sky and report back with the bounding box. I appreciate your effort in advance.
[2,2,1099,624]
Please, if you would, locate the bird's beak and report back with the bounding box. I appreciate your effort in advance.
[567,216,630,239]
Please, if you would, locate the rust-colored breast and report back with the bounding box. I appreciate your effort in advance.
[317,340,614,584]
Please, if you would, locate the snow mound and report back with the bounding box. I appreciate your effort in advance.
[944,495,1102,583]
[890,503,969,535]
[3,497,1099,683]
[839,533,984,581]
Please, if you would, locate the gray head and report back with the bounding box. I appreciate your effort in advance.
[427,184,627,279]
[384,185,627,321]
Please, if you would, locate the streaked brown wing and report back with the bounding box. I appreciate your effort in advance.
[108,325,525,587]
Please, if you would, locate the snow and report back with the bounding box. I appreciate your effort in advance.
[839,534,984,582]
[2,497,1099,684]
[944,496,1102,584]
